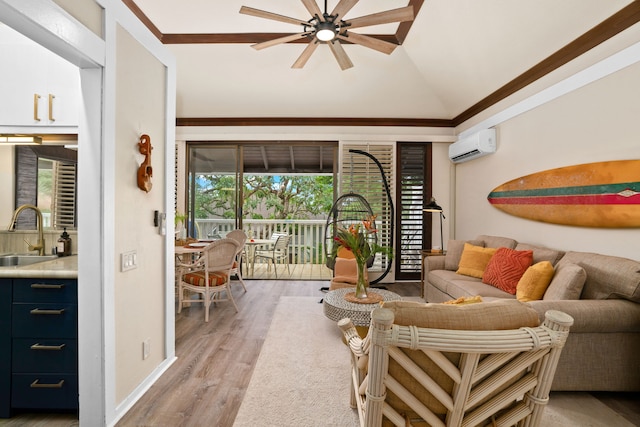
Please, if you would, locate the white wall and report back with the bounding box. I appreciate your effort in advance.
[113,23,167,403]
[454,60,640,260]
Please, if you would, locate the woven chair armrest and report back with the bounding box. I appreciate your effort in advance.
[338,318,370,357]
[176,257,204,269]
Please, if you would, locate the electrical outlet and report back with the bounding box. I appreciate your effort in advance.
[121,250,137,272]
[143,338,150,360]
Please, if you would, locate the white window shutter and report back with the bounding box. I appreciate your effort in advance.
[52,162,76,229]
[339,142,395,282]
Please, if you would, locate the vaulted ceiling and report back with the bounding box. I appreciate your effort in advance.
[128,0,639,127]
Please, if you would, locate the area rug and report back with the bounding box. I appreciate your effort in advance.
[233,296,634,427]
[233,296,358,426]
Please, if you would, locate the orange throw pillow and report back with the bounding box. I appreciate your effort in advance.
[482,247,533,294]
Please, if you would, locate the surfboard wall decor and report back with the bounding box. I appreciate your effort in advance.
[487,159,640,228]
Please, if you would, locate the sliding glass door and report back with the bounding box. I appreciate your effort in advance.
[186,145,240,239]
[184,142,336,280]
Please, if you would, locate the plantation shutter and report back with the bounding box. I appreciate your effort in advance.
[52,162,77,229]
[339,142,395,282]
[396,143,431,279]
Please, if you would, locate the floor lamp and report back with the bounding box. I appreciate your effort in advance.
[424,197,445,252]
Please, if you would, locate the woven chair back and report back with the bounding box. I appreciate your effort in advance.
[203,238,239,272]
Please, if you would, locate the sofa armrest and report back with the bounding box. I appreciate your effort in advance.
[422,256,446,300]
[425,255,446,273]
[526,299,640,333]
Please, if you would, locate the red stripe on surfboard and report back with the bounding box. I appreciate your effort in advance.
[488,194,640,205]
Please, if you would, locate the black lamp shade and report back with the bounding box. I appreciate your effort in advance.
[424,197,443,212]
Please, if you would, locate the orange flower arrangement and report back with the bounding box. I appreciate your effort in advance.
[333,215,392,298]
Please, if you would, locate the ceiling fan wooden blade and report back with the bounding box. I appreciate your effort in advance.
[346,6,414,29]
[330,0,359,21]
[251,32,310,50]
[240,6,309,27]
[328,40,354,70]
[300,0,325,21]
[292,40,319,68]
[337,32,397,55]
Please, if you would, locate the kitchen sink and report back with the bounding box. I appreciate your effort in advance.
[0,254,59,267]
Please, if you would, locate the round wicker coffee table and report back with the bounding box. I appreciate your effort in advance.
[323,287,402,326]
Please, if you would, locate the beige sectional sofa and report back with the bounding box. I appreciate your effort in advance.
[423,235,640,392]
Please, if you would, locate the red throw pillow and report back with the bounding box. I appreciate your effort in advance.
[482,247,533,294]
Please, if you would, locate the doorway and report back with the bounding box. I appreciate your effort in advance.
[184,142,336,280]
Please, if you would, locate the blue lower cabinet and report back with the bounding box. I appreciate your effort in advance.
[12,303,78,339]
[0,280,11,418]
[12,339,78,374]
[1,278,78,417]
[11,374,78,410]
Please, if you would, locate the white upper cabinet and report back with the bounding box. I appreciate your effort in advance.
[0,23,80,129]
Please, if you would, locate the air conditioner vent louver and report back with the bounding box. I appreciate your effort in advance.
[449,129,496,163]
[451,149,481,162]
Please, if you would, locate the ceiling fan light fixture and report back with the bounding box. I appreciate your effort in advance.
[315,21,336,41]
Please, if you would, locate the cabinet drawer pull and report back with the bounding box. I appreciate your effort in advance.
[48,93,55,122]
[30,343,66,351]
[30,308,65,315]
[30,379,65,389]
[33,93,41,121]
[31,283,65,289]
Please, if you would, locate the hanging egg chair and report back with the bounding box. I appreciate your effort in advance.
[323,149,395,285]
[324,193,377,270]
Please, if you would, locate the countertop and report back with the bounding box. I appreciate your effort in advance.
[0,255,78,279]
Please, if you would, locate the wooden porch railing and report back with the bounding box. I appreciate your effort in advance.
[194,219,327,265]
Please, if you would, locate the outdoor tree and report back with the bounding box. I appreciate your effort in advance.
[195,174,333,220]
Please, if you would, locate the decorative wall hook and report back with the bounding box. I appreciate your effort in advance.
[137,134,153,192]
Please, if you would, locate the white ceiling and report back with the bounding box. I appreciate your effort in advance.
[132,0,633,121]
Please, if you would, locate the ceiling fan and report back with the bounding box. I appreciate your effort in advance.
[239,0,415,70]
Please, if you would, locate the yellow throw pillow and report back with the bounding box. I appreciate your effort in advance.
[443,296,483,305]
[516,261,555,302]
[456,243,497,278]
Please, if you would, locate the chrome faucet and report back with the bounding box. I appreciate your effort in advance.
[7,204,45,256]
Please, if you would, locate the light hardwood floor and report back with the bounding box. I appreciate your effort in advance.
[3,280,639,426]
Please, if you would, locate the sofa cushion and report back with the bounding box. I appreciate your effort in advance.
[476,235,518,249]
[428,270,514,300]
[449,278,515,300]
[515,243,565,266]
[428,269,475,294]
[517,261,555,302]
[444,239,484,271]
[381,299,540,330]
[561,251,640,302]
[482,247,534,294]
[543,261,586,300]
[456,243,497,278]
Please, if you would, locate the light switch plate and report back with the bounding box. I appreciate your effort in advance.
[121,250,137,272]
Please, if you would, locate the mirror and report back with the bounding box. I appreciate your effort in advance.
[15,145,77,230]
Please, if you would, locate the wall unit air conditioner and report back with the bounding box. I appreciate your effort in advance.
[448,129,496,163]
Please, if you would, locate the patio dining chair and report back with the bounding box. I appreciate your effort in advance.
[254,234,291,278]
[178,238,240,322]
[226,229,248,292]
